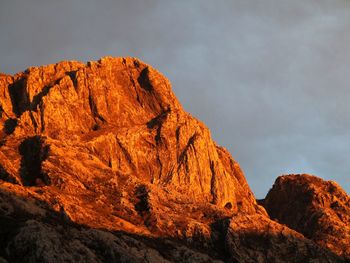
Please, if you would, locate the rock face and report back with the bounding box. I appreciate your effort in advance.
[226,214,339,263]
[262,174,350,260]
[0,57,256,211]
[0,58,347,262]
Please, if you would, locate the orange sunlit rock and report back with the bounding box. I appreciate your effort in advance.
[262,174,350,259]
[0,58,347,262]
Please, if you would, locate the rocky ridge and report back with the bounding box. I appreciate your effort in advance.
[0,57,348,262]
[261,174,350,259]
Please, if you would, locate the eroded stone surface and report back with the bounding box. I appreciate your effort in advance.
[226,214,340,263]
[0,57,257,211]
[0,58,346,262]
[262,174,350,259]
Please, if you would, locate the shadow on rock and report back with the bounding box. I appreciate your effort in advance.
[18,136,50,186]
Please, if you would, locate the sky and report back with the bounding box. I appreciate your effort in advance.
[1,0,350,197]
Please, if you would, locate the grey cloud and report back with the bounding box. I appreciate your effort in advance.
[1,0,350,197]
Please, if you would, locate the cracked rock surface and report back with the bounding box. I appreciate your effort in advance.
[261,174,350,260]
[0,57,347,262]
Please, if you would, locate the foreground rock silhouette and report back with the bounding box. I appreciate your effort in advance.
[0,57,348,262]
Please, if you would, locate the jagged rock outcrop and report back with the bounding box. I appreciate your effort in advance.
[0,57,256,211]
[226,214,340,263]
[0,58,346,262]
[261,174,350,259]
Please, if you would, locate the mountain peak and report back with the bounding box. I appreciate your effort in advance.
[0,58,348,262]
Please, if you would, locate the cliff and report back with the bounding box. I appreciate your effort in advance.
[0,57,347,262]
[261,174,350,259]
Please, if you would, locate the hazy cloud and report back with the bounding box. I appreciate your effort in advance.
[1,0,350,197]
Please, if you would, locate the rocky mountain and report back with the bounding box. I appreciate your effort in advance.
[261,174,350,259]
[0,57,348,262]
